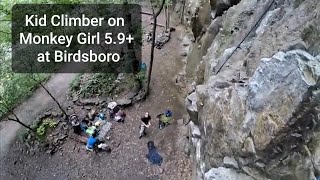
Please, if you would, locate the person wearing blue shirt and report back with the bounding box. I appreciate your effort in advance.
[86,132,98,151]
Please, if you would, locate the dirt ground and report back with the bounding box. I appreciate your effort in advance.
[0,5,191,180]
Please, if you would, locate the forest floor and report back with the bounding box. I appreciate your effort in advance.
[0,6,192,180]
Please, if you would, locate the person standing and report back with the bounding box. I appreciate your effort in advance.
[139,112,151,139]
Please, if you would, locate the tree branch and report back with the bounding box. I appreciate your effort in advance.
[154,0,165,17]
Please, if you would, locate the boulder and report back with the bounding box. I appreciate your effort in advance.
[116,98,132,107]
[204,167,254,180]
[248,50,320,150]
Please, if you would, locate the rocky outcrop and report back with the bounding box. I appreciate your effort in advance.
[182,0,320,179]
[204,167,254,180]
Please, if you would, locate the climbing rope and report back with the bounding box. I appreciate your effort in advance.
[214,0,276,75]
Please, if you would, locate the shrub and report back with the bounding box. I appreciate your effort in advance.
[36,119,58,137]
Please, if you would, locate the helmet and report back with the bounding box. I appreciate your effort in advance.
[165,110,172,117]
[99,113,105,120]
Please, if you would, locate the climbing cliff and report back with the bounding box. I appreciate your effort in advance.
[175,0,320,179]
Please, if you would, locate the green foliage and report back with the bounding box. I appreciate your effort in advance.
[69,73,82,91]
[118,73,138,91]
[135,70,146,81]
[70,73,117,97]
[70,72,143,98]
[0,45,50,117]
[36,119,58,137]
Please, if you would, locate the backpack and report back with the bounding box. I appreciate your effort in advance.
[165,109,172,117]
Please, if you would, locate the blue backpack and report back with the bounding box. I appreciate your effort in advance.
[165,109,172,117]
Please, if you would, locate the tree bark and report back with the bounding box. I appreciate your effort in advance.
[146,0,166,95]
[167,5,170,30]
[165,6,168,29]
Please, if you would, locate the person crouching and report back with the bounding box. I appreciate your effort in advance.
[86,132,98,151]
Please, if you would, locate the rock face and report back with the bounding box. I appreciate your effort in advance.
[204,167,254,180]
[247,50,320,151]
[185,92,198,122]
[179,0,320,179]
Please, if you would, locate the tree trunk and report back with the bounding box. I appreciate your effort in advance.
[165,6,168,30]
[147,0,166,95]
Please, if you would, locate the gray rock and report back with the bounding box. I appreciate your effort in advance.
[180,52,188,57]
[192,127,201,139]
[44,111,52,117]
[255,8,281,35]
[51,111,59,117]
[84,106,91,110]
[243,137,256,155]
[242,166,267,180]
[116,73,125,81]
[238,158,248,167]
[45,149,54,154]
[116,98,132,106]
[187,83,196,94]
[204,167,254,180]
[72,96,78,103]
[248,50,320,150]
[124,92,137,99]
[213,81,231,89]
[185,92,198,121]
[79,98,97,106]
[255,162,265,169]
[223,156,239,169]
